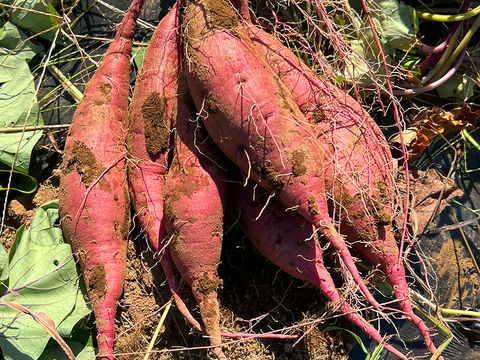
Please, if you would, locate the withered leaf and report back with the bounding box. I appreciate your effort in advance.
[391,104,479,162]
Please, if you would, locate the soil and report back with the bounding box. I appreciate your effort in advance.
[141,91,170,155]
[433,238,480,310]
[112,214,354,360]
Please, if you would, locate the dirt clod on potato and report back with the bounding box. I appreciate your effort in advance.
[66,140,105,186]
[88,264,107,299]
[141,91,170,155]
[98,81,112,102]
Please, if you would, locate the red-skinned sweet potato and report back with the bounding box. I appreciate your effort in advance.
[59,0,144,358]
[126,1,197,329]
[163,73,229,359]
[127,1,179,254]
[245,22,441,358]
[183,0,380,310]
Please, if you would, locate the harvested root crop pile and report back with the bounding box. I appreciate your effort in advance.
[35,0,470,359]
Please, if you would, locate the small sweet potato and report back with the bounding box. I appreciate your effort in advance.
[163,74,229,359]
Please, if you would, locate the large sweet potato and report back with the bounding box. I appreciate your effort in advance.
[246,23,440,357]
[127,1,179,254]
[59,0,144,357]
[125,2,196,327]
[183,0,379,309]
[163,74,229,359]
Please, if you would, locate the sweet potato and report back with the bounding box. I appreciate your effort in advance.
[58,0,144,358]
[163,74,229,359]
[126,1,197,328]
[126,13,296,339]
[183,0,380,309]
[228,176,408,360]
[245,23,441,357]
[127,1,179,254]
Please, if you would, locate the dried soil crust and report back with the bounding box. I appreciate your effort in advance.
[113,226,354,359]
[141,91,170,155]
[434,238,479,309]
[5,180,60,230]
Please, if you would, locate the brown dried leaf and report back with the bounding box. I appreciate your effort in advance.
[395,166,463,236]
[391,104,479,162]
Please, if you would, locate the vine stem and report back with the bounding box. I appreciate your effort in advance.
[393,46,467,96]
[418,0,471,74]
[417,4,480,22]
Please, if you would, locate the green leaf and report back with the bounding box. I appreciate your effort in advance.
[369,0,418,54]
[0,200,91,360]
[345,37,385,84]
[399,54,421,74]
[0,22,44,175]
[132,47,146,70]
[8,0,63,44]
[0,22,43,81]
[377,281,393,297]
[436,73,475,101]
[38,340,95,360]
[0,22,43,65]
[0,163,38,193]
[0,61,43,173]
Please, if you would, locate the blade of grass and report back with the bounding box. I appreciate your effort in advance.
[462,129,480,173]
[143,298,173,360]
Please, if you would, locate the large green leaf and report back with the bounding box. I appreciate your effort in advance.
[343,0,419,84]
[0,200,91,360]
[0,22,44,176]
[0,22,43,71]
[368,0,418,54]
[8,0,63,44]
[38,340,95,360]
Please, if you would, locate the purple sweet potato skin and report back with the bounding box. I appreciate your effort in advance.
[183,0,380,309]
[247,25,440,357]
[163,74,228,359]
[59,0,144,357]
[227,178,408,360]
[127,3,180,253]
